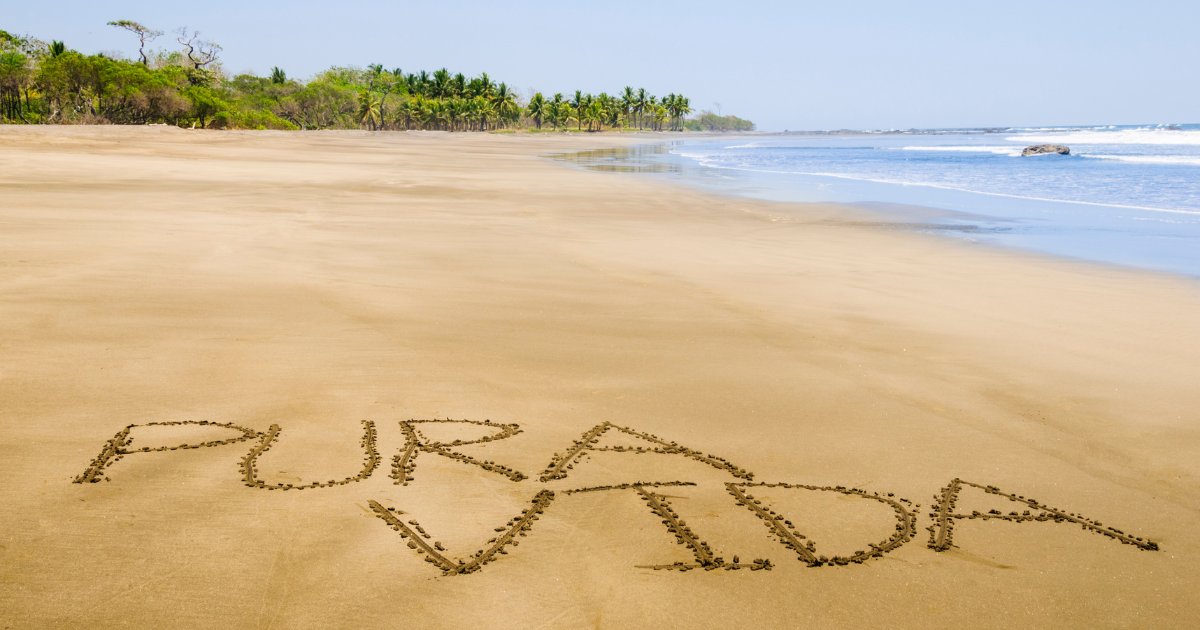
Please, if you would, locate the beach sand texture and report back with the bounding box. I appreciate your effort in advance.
[1,126,1198,628]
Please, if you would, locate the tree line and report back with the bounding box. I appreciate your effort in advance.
[1,24,753,132]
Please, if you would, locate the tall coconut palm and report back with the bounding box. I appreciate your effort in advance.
[547,93,565,129]
[634,88,648,130]
[569,90,585,131]
[676,96,692,131]
[526,92,548,129]
[620,87,635,128]
[493,82,518,127]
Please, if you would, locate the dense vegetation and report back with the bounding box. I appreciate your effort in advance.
[1,25,753,132]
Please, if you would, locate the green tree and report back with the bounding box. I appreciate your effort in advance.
[182,85,226,128]
[0,51,32,122]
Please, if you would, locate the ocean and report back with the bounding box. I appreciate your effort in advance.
[561,124,1200,276]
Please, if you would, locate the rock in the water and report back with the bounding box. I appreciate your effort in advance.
[1022,144,1070,157]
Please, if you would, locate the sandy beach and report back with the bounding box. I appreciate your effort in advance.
[1,125,1198,628]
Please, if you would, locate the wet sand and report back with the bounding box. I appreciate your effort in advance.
[1,125,1198,628]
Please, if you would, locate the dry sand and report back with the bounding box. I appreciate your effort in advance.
[1,125,1198,628]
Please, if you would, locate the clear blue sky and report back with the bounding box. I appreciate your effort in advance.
[7,0,1197,131]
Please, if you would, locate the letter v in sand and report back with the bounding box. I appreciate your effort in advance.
[369,491,556,575]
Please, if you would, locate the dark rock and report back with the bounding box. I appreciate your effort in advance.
[1022,144,1070,157]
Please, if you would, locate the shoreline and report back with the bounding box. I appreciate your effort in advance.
[1,126,1197,628]
[575,135,1200,278]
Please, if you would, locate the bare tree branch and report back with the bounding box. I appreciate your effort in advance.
[107,20,162,65]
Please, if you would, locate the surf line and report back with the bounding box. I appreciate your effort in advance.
[73,419,1161,575]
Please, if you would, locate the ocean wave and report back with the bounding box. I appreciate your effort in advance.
[1008,128,1200,146]
[898,146,1023,157]
[668,152,1200,216]
[1080,153,1200,166]
[790,171,1200,215]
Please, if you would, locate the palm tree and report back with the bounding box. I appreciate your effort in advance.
[547,94,564,129]
[584,100,605,131]
[569,90,585,131]
[607,101,623,129]
[431,68,451,99]
[634,88,648,130]
[620,87,635,129]
[493,82,519,127]
[526,92,548,129]
[675,96,692,131]
[395,98,415,129]
[429,99,448,130]
[557,102,576,130]
[477,73,495,100]
[477,98,496,131]
[357,90,381,130]
[270,66,286,84]
[652,104,668,131]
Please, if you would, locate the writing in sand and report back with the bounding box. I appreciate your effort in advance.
[74,418,1160,575]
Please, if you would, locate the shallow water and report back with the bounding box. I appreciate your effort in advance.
[552,125,1200,277]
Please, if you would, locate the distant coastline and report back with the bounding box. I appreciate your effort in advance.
[1,25,755,132]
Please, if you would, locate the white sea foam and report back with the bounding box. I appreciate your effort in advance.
[667,149,1200,216]
[898,146,1023,157]
[1008,128,1200,146]
[1080,154,1200,166]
